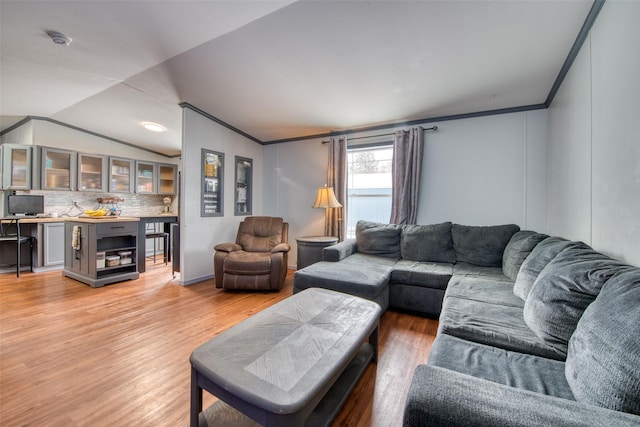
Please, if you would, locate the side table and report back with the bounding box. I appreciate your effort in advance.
[296,236,338,270]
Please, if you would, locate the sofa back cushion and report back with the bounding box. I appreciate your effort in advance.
[355,220,402,259]
[502,231,549,281]
[400,222,455,263]
[451,223,520,267]
[565,267,640,415]
[523,242,626,354]
[513,236,572,300]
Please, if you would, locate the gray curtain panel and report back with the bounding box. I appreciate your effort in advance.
[327,136,347,240]
[390,127,424,225]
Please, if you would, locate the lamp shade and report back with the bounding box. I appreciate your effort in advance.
[312,186,342,209]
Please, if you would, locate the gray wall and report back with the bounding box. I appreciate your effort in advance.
[547,0,640,266]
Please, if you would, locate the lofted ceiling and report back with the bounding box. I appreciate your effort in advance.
[1,0,594,157]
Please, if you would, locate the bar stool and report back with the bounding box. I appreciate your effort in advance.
[145,223,169,264]
[0,218,34,277]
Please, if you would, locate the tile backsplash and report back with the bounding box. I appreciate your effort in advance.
[10,190,177,217]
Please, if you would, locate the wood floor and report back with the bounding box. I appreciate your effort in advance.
[0,263,438,427]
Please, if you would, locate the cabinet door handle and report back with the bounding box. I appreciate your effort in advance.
[110,226,125,229]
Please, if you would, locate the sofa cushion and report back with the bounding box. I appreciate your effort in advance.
[523,243,626,354]
[513,236,573,300]
[439,295,566,360]
[452,263,511,282]
[390,260,452,290]
[445,276,524,308]
[355,220,402,259]
[293,253,395,310]
[389,284,445,318]
[428,334,574,400]
[502,231,549,281]
[565,267,640,415]
[451,223,520,267]
[400,222,455,263]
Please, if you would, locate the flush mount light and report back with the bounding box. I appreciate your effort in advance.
[142,122,166,132]
[47,30,72,46]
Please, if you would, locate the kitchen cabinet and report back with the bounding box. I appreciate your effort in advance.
[78,153,107,192]
[40,147,76,190]
[42,222,65,266]
[1,144,175,195]
[63,218,139,287]
[135,161,156,194]
[1,144,32,190]
[109,157,134,193]
[157,163,177,195]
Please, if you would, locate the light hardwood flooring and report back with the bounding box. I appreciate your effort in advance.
[0,263,437,426]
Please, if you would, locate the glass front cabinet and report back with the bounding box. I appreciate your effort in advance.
[41,147,76,190]
[109,157,134,193]
[78,153,107,192]
[135,161,156,194]
[157,164,177,195]
[201,149,223,217]
[1,144,32,190]
[234,156,252,216]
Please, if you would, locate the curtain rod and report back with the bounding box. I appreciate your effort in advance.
[321,126,438,144]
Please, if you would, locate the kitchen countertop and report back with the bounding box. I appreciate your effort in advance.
[1,216,67,223]
[64,216,140,223]
[2,214,177,224]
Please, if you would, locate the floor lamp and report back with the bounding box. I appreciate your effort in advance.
[312,185,343,240]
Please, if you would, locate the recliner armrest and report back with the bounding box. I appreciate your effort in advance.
[323,239,357,262]
[271,243,291,253]
[214,242,242,252]
[404,365,640,427]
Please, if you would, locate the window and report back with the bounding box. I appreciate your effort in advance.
[346,144,393,239]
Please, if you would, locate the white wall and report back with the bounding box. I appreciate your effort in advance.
[263,138,328,269]
[180,108,264,284]
[2,119,177,164]
[547,0,640,267]
[418,111,547,229]
[546,35,592,242]
[0,120,34,145]
[264,110,548,268]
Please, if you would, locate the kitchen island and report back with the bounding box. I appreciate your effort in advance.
[62,217,140,287]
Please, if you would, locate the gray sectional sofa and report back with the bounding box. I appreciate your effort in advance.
[293,220,640,426]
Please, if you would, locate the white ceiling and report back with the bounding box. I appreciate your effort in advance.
[1,0,593,157]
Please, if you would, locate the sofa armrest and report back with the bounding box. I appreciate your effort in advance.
[214,242,242,253]
[271,243,291,253]
[404,365,640,427]
[323,239,357,262]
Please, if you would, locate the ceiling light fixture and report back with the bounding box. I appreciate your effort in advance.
[47,30,72,46]
[142,122,166,132]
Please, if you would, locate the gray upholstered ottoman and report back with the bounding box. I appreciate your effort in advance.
[190,288,381,427]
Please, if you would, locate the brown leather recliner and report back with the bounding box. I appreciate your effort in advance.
[213,216,290,290]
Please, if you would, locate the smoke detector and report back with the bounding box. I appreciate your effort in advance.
[47,31,72,46]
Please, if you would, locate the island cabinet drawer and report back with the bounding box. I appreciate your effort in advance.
[96,221,137,236]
